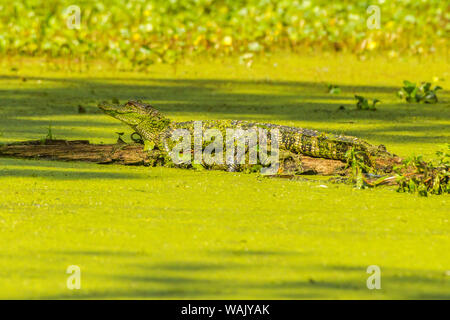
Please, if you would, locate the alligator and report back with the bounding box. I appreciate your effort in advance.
[98,100,397,173]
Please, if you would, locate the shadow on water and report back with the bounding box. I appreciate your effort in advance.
[0,166,143,180]
[35,248,450,299]
[0,75,448,122]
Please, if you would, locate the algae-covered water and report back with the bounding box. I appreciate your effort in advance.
[0,55,448,299]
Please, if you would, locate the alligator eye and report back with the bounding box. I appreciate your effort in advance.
[378,144,387,152]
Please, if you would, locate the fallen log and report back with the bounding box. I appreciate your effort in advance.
[0,139,160,166]
[0,139,348,175]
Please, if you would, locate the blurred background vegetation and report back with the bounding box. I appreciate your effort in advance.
[1,0,448,68]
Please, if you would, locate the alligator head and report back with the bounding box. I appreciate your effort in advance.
[98,100,168,128]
